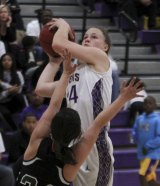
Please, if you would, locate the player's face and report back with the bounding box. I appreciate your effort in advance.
[82,28,108,52]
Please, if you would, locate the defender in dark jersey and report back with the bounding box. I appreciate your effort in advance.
[16,50,75,186]
[16,138,70,186]
[16,49,143,186]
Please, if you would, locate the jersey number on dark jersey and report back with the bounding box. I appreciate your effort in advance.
[20,174,54,186]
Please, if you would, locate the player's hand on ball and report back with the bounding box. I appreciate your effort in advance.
[47,18,75,41]
[47,18,69,29]
[39,19,75,58]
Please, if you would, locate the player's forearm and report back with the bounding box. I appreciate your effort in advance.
[37,73,70,135]
[50,73,70,111]
[52,25,69,54]
[35,62,60,97]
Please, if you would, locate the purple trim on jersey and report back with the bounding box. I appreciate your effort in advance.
[91,79,104,119]
[91,79,111,186]
[96,128,111,186]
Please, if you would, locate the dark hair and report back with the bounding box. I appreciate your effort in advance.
[22,112,38,122]
[143,96,157,113]
[0,53,21,85]
[22,36,36,49]
[35,8,53,25]
[144,96,156,105]
[51,108,81,165]
[35,8,53,16]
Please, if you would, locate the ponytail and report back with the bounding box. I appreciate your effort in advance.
[54,141,76,165]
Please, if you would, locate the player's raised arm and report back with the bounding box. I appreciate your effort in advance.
[35,56,62,97]
[24,50,76,160]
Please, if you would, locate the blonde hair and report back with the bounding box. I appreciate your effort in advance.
[0,4,11,37]
[0,4,11,15]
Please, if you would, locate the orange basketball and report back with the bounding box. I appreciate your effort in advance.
[39,24,75,57]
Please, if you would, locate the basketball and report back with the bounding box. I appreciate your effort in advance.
[39,24,75,57]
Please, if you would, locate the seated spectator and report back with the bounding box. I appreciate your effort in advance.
[0,131,15,186]
[0,53,26,131]
[17,35,45,73]
[0,3,24,68]
[5,112,38,166]
[25,9,54,71]
[20,90,48,124]
[119,0,157,29]
[0,4,18,51]
[26,8,53,40]
[76,0,96,12]
[6,0,25,43]
[123,77,148,127]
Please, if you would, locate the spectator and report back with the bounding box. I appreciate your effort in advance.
[132,96,160,186]
[0,4,17,51]
[20,90,48,125]
[25,9,54,72]
[17,35,45,73]
[0,53,26,131]
[5,112,38,165]
[0,3,24,68]
[7,0,25,43]
[76,0,96,12]
[26,9,53,40]
[119,0,158,29]
[0,131,15,186]
[123,77,148,127]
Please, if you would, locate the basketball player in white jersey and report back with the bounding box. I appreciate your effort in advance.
[36,18,113,186]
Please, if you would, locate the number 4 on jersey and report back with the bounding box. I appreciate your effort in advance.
[68,85,78,103]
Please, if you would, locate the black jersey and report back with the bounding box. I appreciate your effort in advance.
[16,138,71,186]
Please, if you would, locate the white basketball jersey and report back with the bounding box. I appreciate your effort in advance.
[66,62,113,186]
[66,63,112,131]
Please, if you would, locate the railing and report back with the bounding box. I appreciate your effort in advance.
[118,11,138,75]
[42,0,46,9]
[76,0,92,40]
